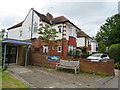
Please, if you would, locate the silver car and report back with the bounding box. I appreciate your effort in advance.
[87,53,110,62]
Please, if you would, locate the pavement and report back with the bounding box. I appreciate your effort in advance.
[101,69,119,88]
[6,65,119,88]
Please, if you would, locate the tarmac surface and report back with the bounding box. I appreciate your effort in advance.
[6,65,119,88]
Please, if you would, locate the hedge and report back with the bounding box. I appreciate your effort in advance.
[108,44,120,63]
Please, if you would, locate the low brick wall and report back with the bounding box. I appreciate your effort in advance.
[30,52,59,68]
[30,52,115,76]
[80,60,115,76]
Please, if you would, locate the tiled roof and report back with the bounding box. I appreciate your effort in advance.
[33,10,51,24]
[77,30,89,37]
[52,16,69,24]
[7,21,23,30]
[7,9,81,30]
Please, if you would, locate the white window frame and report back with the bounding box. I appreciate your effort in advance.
[57,46,62,52]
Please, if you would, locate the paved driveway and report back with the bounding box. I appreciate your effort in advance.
[7,65,84,88]
[6,65,116,88]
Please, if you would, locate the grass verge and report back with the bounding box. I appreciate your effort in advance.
[2,72,29,88]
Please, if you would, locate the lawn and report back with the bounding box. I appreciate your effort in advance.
[2,72,29,88]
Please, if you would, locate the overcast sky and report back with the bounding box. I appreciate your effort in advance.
[0,0,119,37]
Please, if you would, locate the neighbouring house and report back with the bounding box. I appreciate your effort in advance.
[91,39,98,53]
[7,8,97,56]
[77,30,98,54]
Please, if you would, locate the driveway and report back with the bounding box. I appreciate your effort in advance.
[6,65,117,88]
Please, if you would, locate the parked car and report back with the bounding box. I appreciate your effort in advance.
[87,53,110,62]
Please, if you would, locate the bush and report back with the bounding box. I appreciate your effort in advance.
[108,44,120,63]
[81,54,90,59]
[1,65,8,72]
[68,49,81,58]
[115,62,120,69]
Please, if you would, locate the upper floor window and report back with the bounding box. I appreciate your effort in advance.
[88,40,91,45]
[33,22,38,33]
[58,26,62,32]
[20,31,22,37]
[58,27,62,32]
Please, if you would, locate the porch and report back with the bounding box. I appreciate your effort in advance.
[1,38,32,67]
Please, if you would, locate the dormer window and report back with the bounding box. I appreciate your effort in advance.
[33,22,38,33]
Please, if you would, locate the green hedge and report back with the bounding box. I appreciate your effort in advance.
[81,54,90,59]
[108,44,120,63]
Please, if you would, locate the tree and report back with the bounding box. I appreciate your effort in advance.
[96,13,120,46]
[38,25,64,43]
[0,29,5,39]
[98,41,106,53]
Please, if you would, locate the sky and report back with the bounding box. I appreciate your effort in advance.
[0,0,119,37]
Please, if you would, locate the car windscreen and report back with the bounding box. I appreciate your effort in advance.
[91,54,101,57]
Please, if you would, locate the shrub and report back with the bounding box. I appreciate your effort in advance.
[108,44,120,63]
[68,49,81,58]
[81,54,90,59]
[80,46,87,53]
[115,62,120,69]
[1,65,8,72]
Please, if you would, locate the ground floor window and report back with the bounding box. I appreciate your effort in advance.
[68,45,75,51]
[43,45,49,53]
[57,46,62,52]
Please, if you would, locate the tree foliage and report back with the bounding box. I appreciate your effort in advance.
[0,29,5,39]
[98,41,106,53]
[38,25,65,43]
[96,13,120,46]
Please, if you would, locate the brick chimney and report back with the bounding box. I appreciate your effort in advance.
[46,13,53,20]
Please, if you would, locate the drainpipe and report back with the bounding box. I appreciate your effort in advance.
[62,23,64,56]
[3,44,7,67]
[31,8,34,40]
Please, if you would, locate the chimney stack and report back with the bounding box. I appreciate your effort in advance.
[46,13,53,20]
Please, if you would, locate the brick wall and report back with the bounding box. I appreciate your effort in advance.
[60,58,115,76]
[31,38,69,56]
[30,52,59,67]
[80,60,115,76]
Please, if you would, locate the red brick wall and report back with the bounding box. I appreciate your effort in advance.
[59,58,115,76]
[30,52,59,67]
[31,38,69,56]
[68,36,77,46]
[80,59,115,76]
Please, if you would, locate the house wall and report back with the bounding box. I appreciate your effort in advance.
[8,9,40,40]
[77,37,85,47]
[66,23,77,40]
[52,24,63,40]
[8,27,22,39]
[91,40,97,52]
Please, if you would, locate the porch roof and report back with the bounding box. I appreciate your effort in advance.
[1,38,32,45]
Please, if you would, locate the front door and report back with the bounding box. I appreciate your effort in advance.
[6,46,17,64]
